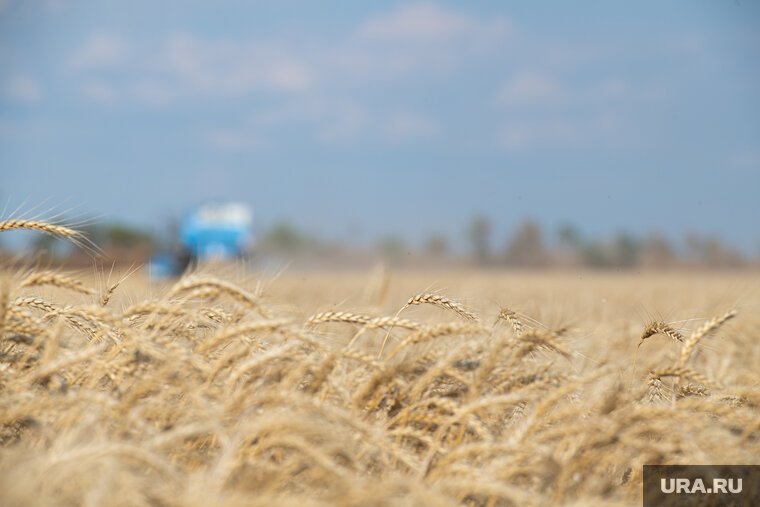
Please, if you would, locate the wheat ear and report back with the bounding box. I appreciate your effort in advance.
[679,309,737,367]
[167,276,272,318]
[306,311,374,326]
[0,218,94,252]
[17,271,95,296]
[493,307,524,335]
[0,218,80,237]
[631,322,685,388]
[380,293,479,357]
[400,293,480,322]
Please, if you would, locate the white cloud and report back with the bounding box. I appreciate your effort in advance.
[384,111,439,140]
[70,32,129,69]
[498,116,608,151]
[347,2,510,80]
[66,3,515,149]
[497,110,639,152]
[498,121,556,151]
[494,71,661,151]
[268,62,312,91]
[328,46,418,79]
[498,71,564,106]
[248,99,369,142]
[72,33,314,104]
[81,80,117,103]
[203,99,369,151]
[498,72,662,111]
[359,2,474,42]
[164,33,313,97]
[5,73,42,102]
[248,101,325,127]
[71,3,509,110]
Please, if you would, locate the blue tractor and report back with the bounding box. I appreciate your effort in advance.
[180,202,253,260]
[150,202,254,278]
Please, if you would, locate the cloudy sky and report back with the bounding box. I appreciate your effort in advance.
[1,1,759,251]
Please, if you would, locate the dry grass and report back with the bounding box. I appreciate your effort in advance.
[1,222,759,506]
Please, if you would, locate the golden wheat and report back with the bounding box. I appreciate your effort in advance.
[398,293,480,322]
[0,232,757,507]
[679,309,737,367]
[17,270,95,296]
[379,292,479,358]
[0,218,80,237]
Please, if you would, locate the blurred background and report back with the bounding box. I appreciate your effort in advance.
[1,1,759,272]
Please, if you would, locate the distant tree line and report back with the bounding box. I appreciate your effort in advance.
[463,217,747,269]
[1,217,752,269]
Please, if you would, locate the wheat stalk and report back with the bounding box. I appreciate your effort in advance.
[630,321,685,387]
[0,281,8,332]
[514,329,571,357]
[648,366,719,389]
[386,322,487,360]
[346,315,421,349]
[17,271,95,296]
[679,309,737,367]
[196,319,289,353]
[122,301,188,322]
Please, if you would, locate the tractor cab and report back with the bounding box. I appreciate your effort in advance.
[149,202,253,278]
[180,202,253,261]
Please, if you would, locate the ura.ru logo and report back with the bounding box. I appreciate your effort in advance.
[661,477,742,494]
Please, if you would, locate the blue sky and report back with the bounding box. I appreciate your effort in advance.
[1,1,759,252]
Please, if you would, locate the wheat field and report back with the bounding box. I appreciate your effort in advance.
[1,222,758,506]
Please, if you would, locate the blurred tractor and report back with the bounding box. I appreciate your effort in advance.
[149,202,254,278]
[180,202,254,260]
